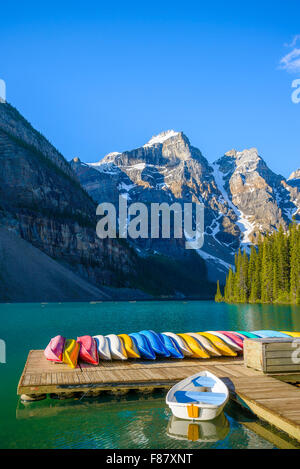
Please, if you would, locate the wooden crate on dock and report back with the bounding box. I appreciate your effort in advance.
[244,337,300,373]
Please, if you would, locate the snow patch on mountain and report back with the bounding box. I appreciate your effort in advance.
[212,161,254,245]
[87,162,120,175]
[144,130,179,147]
[197,249,234,272]
[118,182,136,191]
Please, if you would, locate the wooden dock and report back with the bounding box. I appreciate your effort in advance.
[18,350,300,442]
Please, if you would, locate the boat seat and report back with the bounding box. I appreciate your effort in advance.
[191,376,215,388]
[174,391,226,406]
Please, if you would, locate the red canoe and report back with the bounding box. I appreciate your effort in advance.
[218,331,244,349]
[77,335,99,365]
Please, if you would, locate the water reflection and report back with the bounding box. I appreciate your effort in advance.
[13,393,278,449]
[167,413,229,442]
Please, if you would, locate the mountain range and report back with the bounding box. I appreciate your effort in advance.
[71,130,300,282]
[0,103,299,301]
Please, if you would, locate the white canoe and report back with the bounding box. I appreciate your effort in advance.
[186,333,222,357]
[93,335,111,360]
[167,413,230,442]
[166,370,229,421]
[105,334,128,360]
[205,331,242,352]
[162,332,193,356]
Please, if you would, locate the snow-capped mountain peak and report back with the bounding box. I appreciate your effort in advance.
[70,135,300,283]
[143,130,180,147]
[288,168,300,181]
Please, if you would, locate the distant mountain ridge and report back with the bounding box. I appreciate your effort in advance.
[71,130,300,282]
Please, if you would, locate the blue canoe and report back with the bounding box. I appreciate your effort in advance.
[251,330,290,338]
[158,333,184,359]
[129,333,156,360]
[139,330,170,357]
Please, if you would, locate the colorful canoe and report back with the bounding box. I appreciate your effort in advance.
[139,330,170,357]
[158,333,184,359]
[229,331,247,340]
[44,335,65,362]
[177,334,210,358]
[77,335,99,365]
[162,332,193,357]
[197,333,237,357]
[118,334,141,358]
[93,335,112,360]
[280,331,300,338]
[206,331,242,352]
[129,333,156,360]
[186,333,221,357]
[217,331,244,350]
[252,330,290,338]
[63,339,80,369]
[105,334,128,360]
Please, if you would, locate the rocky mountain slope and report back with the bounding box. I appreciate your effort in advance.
[71,131,300,282]
[0,227,112,302]
[0,106,214,300]
[213,148,300,243]
[288,169,300,190]
[0,103,141,300]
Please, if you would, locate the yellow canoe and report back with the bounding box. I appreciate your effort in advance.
[197,332,237,357]
[63,339,80,369]
[281,331,300,338]
[177,333,210,358]
[187,333,222,357]
[118,334,141,358]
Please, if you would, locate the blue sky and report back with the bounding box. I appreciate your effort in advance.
[1,1,300,177]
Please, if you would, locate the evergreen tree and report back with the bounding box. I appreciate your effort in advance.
[261,237,274,303]
[248,246,259,302]
[290,223,300,304]
[233,249,243,302]
[215,280,224,302]
[217,224,299,305]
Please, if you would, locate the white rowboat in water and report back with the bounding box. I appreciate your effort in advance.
[166,371,229,421]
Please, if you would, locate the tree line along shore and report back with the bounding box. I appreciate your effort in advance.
[215,223,300,305]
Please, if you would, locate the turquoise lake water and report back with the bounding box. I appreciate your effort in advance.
[1,300,300,449]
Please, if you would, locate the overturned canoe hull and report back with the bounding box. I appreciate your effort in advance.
[77,335,99,365]
[129,333,156,360]
[105,334,127,360]
[118,334,140,359]
[93,335,112,360]
[44,335,65,362]
[62,339,80,369]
